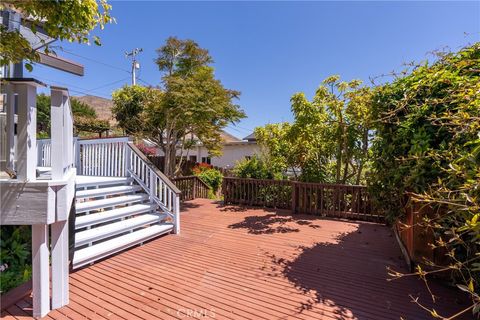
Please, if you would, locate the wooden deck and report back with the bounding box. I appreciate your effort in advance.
[2,199,467,319]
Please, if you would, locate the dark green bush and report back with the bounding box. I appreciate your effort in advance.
[195,168,223,194]
[0,226,32,294]
[233,156,283,180]
[369,43,480,316]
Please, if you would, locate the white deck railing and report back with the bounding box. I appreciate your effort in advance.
[76,137,129,176]
[35,136,180,233]
[127,142,181,234]
[37,139,52,167]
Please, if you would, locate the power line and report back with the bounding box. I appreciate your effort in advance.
[59,48,131,74]
[86,77,130,92]
[227,124,254,134]
[34,76,119,99]
[138,78,155,87]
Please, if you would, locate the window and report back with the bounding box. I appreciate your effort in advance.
[245,156,252,160]
[189,155,197,162]
[201,157,211,165]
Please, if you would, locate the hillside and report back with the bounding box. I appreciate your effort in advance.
[73,95,116,125]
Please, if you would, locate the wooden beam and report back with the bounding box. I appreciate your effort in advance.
[38,52,84,76]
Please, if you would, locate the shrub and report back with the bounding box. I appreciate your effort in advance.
[195,167,223,193]
[192,162,213,175]
[0,226,32,293]
[233,156,283,180]
[136,143,157,156]
[369,43,480,317]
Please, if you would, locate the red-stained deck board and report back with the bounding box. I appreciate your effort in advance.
[2,199,468,320]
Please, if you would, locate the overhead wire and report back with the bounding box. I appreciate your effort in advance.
[58,48,131,74]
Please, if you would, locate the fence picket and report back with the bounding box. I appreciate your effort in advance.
[222,177,381,222]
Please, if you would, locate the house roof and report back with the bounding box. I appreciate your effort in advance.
[220,131,241,143]
[243,133,256,141]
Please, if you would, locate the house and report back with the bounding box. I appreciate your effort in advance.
[153,131,260,169]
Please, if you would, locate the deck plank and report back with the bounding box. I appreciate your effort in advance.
[3,199,467,320]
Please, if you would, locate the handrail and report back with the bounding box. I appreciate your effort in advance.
[174,175,210,189]
[127,142,181,194]
[77,136,130,144]
[127,142,180,234]
[171,175,211,201]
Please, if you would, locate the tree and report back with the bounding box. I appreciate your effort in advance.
[36,94,110,137]
[255,76,372,184]
[0,0,113,70]
[254,123,298,177]
[113,37,245,176]
[111,85,148,135]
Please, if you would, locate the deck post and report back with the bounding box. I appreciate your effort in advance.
[291,181,298,214]
[125,145,131,177]
[74,137,80,173]
[51,88,66,179]
[51,220,70,309]
[32,224,50,318]
[174,194,180,234]
[50,87,72,309]
[4,84,16,172]
[15,83,37,180]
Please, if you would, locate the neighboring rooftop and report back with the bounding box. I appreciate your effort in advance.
[220,130,241,143]
[243,132,256,141]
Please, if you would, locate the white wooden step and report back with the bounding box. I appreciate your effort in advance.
[76,176,133,188]
[73,223,174,269]
[76,185,143,199]
[75,213,164,247]
[75,203,159,229]
[76,194,149,213]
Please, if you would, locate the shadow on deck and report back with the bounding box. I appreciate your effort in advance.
[2,199,468,320]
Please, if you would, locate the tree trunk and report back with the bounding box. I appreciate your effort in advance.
[355,128,369,185]
[163,145,172,176]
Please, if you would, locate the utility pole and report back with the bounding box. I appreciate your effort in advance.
[125,48,143,85]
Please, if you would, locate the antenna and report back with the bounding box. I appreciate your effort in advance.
[125,48,143,85]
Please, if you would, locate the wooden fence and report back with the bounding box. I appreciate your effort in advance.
[172,176,211,201]
[223,177,382,222]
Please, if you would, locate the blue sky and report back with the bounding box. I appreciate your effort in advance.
[31,1,480,138]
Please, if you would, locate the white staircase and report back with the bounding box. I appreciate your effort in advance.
[73,175,176,269]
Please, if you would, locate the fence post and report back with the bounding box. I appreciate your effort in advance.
[192,178,196,199]
[291,181,298,214]
[174,194,180,234]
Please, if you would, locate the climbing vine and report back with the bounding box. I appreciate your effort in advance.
[370,43,480,318]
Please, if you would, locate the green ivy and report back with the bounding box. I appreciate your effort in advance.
[369,43,480,315]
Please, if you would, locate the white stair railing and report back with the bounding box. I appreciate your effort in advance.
[37,139,52,167]
[37,136,181,233]
[76,137,130,176]
[127,142,181,234]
